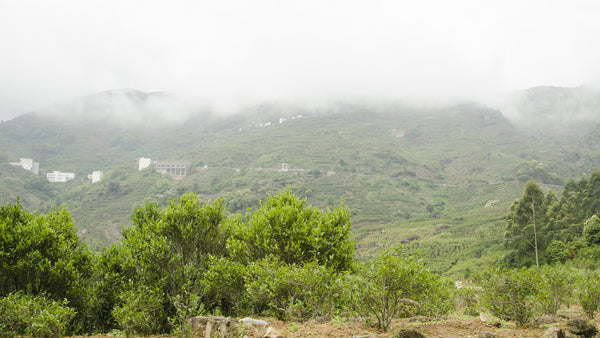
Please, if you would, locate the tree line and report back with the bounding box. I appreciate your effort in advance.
[505,170,600,267]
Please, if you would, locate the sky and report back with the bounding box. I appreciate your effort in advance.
[1,0,600,120]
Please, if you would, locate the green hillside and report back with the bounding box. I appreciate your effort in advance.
[0,93,594,275]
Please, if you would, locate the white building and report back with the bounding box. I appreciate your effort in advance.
[47,171,76,183]
[87,171,104,183]
[138,157,152,171]
[10,158,39,175]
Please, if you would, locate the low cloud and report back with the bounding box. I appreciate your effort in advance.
[1,1,599,120]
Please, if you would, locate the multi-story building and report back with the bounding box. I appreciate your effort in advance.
[47,171,76,183]
[87,171,104,183]
[155,161,190,176]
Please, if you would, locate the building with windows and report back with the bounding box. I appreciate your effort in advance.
[155,161,190,176]
[47,171,75,183]
[87,171,104,183]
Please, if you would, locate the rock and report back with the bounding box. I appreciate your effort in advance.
[479,312,501,327]
[263,326,284,338]
[395,329,425,338]
[239,317,268,328]
[543,326,565,338]
[565,319,598,338]
[189,316,239,338]
[538,316,559,325]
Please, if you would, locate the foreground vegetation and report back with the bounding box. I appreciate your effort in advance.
[2,186,600,337]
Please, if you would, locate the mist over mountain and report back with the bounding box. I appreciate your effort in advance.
[500,86,600,131]
[40,89,204,128]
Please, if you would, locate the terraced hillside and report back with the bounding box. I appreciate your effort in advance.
[0,91,594,275]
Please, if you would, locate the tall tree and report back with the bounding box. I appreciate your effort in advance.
[506,180,546,267]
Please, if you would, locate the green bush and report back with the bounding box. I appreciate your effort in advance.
[86,244,132,333]
[0,203,91,332]
[576,269,600,320]
[227,190,354,271]
[536,265,573,315]
[455,285,482,317]
[112,285,165,336]
[348,246,450,332]
[0,292,75,338]
[478,267,539,326]
[245,257,341,320]
[201,255,248,316]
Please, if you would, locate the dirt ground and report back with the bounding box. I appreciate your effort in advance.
[270,306,586,338]
[72,307,593,337]
[254,307,591,338]
[270,316,547,338]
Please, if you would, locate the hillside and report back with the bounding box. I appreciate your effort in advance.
[0,89,596,275]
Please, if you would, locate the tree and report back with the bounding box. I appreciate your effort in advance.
[506,180,546,267]
[0,202,91,332]
[96,193,229,334]
[227,190,354,271]
[583,215,600,245]
[545,240,570,265]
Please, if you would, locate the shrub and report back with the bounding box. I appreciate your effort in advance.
[455,285,482,317]
[536,265,573,315]
[478,267,539,326]
[112,285,165,337]
[201,255,248,316]
[227,190,355,271]
[245,257,340,320]
[576,269,600,320]
[0,292,75,338]
[0,203,91,332]
[349,246,449,332]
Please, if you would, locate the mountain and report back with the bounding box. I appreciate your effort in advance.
[0,88,597,276]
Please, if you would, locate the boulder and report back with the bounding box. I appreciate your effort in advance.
[543,326,564,338]
[395,329,425,338]
[565,319,598,338]
[239,317,268,328]
[189,316,239,338]
[479,312,501,327]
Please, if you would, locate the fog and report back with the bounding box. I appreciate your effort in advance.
[1,0,600,121]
